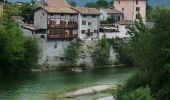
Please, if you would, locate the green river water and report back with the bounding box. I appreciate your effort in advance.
[0,67,134,100]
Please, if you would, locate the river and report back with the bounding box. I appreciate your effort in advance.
[0,67,134,100]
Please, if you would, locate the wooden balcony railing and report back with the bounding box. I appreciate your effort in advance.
[47,34,78,39]
[48,24,78,29]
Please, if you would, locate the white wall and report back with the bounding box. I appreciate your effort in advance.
[78,14,100,39]
[99,24,130,39]
[39,39,71,66]
[22,28,33,37]
[34,9,48,28]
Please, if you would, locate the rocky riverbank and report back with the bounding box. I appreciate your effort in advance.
[58,84,117,99]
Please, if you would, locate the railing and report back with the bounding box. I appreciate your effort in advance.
[47,34,78,39]
[48,24,78,29]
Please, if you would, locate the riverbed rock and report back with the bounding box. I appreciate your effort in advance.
[62,85,117,98]
[97,96,115,100]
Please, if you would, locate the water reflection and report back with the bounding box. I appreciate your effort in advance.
[0,67,134,100]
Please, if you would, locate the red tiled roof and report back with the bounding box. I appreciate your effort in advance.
[72,7,100,15]
[42,6,78,14]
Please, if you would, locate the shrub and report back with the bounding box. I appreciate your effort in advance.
[122,87,155,100]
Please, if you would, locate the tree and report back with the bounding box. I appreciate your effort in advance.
[96,0,109,9]
[93,35,111,66]
[21,37,40,71]
[116,7,170,100]
[19,4,38,23]
[0,13,24,72]
[122,87,155,100]
[85,2,97,8]
[64,40,79,64]
[67,0,77,7]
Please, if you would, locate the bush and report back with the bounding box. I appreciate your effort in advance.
[116,71,149,100]
[64,40,79,64]
[93,35,111,66]
[113,59,121,65]
[20,37,40,71]
[122,87,155,100]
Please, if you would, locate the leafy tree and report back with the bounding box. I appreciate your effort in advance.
[96,0,109,9]
[100,17,116,24]
[0,14,24,72]
[19,4,38,23]
[67,0,77,7]
[21,37,40,71]
[93,35,111,66]
[122,87,155,100]
[64,40,79,64]
[116,7,170,100]
[109,0,114,8]
[85,2,97,8]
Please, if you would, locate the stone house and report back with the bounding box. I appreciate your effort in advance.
[73,7,100,40]
[114,0,146,23]
[21,0,100,66]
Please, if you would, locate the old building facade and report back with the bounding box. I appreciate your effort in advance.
[22,0,100,66]
[114,0,146,22]
[73,7,100,39]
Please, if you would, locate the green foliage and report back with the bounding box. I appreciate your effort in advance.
[64,41,79,64]
[96,0,109,9]
[122,87,155,100]
[19,4,38,23]
[146,3,153,21]
[67,0,77,7]
[116,7,170,100]
[0,9,40,73]
[85,0,109,9]
[93,35,111,66]
[85,2,97,8]
[21,37,40,70]
[0,14,24,72]
[100,17,116,24]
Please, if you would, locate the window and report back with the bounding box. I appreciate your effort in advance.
[122,8,124,11]
[92,15,96,18]
[50,13,53,16]
[136,7,140,12]
[54,43,57,48]
[94,30,98,33]
[81,30,86,33]
[61,14,64,16]
[136,0,138,5]
[70,14,73,17]
[82,21,86,25]
[119,1,120,4]
[83,15,87,17]
[136,13,140,19]
[42,13,44,16]
[88,22,92,25]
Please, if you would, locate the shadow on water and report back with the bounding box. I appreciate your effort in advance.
[0,67,134,100]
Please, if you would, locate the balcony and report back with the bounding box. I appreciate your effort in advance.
[47,34,78,39]
[48,24,78,29]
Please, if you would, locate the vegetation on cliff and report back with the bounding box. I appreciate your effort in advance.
[64,40,79,65]
[93,35,111,66]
